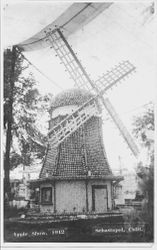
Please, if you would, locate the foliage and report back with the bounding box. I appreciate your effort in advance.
[132,104,154,241]
[132,104,154,149]
[4,205,28,218]
[4,48,52,170]
[122,209,152,242]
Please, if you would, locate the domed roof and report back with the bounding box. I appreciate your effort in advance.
[50,88,94,110]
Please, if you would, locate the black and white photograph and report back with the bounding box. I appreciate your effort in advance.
[1,0,156,246]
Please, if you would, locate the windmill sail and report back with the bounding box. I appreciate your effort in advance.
[45,29,135,93]
[46,29,139,158]
[101,98,139,157]
[48,98,99,148]
[47,60,136,152]
[45,29,95,92]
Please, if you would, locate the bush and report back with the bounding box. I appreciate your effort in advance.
[4,205,27,218]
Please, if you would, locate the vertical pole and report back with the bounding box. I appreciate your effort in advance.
[54,181,56,213]
[82,125,89,212]
[85,180,89,212]
[118,156,123,175]
[111,182,115,210]
[4,46,17,200]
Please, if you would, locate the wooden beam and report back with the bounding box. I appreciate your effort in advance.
[54,181,56,213]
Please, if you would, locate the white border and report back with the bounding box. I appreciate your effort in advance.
[1,0,157,249]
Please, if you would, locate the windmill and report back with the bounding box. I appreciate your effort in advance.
[32,27,139,214]
[11,2,140,215]
[40,28,139,158]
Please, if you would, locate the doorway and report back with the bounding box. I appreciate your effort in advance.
[92,185,108,213]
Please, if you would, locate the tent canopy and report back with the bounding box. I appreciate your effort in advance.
[17,2,113,51]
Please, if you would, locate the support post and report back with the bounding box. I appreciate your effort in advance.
[54,181,56,213]
[82,125,89,212]
[4,46,17,200]
[85,179,89,212]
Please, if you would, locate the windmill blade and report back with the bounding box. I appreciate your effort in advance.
[101,98,139,157]
[47,80,139,158]
[95,61,135,93]
[93,63,139,158]
[48,93,139,158]
[48,97,100,148]
[45,29,135,94]
[46,29,139,157]
[45,28,96,92]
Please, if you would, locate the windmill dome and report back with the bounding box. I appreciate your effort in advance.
[50,88,94,110]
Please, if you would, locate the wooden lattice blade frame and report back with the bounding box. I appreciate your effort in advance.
[46,29,139,158]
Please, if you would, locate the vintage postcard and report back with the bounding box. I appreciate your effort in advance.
[1,0,156,248]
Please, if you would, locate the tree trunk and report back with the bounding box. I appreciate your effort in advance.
[4,46,17,200]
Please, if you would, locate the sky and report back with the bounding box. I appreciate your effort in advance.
[3,1,156,172]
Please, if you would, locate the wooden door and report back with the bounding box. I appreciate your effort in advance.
[92,185,108,213]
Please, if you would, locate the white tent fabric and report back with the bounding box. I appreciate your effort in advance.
[4,2,113,51]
